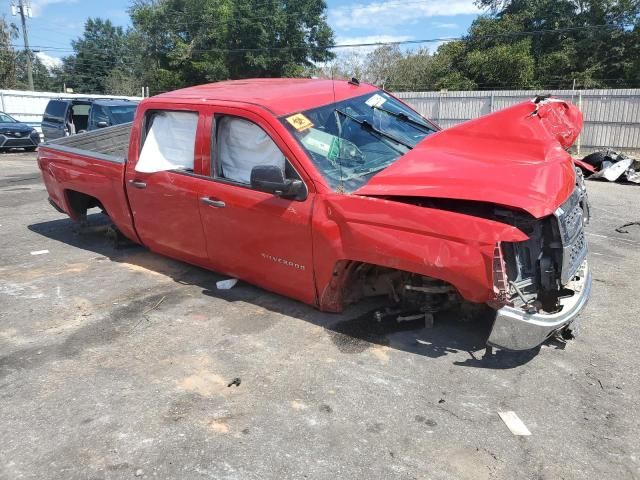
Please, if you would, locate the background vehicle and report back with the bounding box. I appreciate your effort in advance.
[86,100,138,131]
[41,98,138,141]
[0,111,41,152]
[36,79,591,351]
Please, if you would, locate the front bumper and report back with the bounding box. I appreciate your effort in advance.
[487,262,592,351]
[0,133,40,149]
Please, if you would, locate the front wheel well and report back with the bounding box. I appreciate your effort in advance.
[319,260,465,314]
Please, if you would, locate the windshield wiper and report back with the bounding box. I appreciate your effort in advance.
[372,105,434,134]
[334,108,413,150]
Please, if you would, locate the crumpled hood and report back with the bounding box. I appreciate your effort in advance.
[354,99,582,219]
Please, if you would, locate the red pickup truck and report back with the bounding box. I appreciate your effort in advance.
[38,79,591,351]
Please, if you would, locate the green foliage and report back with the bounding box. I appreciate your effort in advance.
[327,0,639,91]
[466,0,640,88]
[3,0,333,94]
[464,39,536,88]
[129,0,334,94]
[0,16,18,89]
[61,18,134,94]
[2,0,639,93]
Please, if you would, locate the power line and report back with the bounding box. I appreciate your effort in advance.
[9,23,626,55]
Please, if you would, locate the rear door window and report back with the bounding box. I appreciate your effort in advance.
[44,100,68,121]
[136,110,198,173]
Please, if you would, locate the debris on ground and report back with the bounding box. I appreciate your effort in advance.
[227,377,241,387]
[143,296,166,314]
[576,149,640,184]
[498,411,531,436]
[216,278,238,290]
[615,222,640,234]
[30,249,49,255]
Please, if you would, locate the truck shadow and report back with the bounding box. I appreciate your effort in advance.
[28,214,545,370]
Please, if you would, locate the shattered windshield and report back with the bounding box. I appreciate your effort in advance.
[281,91,436,192]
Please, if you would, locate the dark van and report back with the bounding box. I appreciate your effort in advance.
[41,98,138,142]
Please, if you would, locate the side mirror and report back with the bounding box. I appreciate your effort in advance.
[250,165,306,201]
[96,121,110,128]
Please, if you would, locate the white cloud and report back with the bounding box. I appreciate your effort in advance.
[30,0,79,17]
[36,51,62,70]
[329,0,480,29]
[432,22,460,29]
[336,34,414,46]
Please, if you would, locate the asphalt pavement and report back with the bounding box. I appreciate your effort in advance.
[1,150,639,480]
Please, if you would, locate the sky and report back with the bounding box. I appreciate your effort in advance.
[1,0,483,68]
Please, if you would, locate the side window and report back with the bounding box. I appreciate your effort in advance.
[214,116,296,185]
[136,110,198,173]
[92,105,109,125]
[45,101,67,121]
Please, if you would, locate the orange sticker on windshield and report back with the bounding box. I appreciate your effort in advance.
[286,113,313,132]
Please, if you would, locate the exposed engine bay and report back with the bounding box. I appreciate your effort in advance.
[340,168,591,329]
[498,168,590,313]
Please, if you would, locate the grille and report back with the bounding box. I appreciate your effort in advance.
[556,188,588,284]
[563,203,583,241]
[563,230,587,282]
[2,137,37,147]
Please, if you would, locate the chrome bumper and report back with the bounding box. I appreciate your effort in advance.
[487,263,592,351]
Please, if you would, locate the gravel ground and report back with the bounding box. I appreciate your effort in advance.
[1,150,639,480]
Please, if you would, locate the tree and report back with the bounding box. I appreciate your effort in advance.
[365,45,404,87]
[0,16,18,89]
[130,0,334,93]
[14,52,60,91]
[468,0,640,88]
[104,68,141,96]
[61,18,135,94]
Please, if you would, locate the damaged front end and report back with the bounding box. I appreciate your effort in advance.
[488,170,592,350]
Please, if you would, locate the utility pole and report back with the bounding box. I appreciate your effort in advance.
[11,0,34,91]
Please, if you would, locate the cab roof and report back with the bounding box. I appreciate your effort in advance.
[151,78,379,116]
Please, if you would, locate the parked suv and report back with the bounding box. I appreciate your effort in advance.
[41,98,138,141]
[0,111,40,152]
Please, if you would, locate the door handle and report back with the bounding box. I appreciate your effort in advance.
[200,197,226,208]
[128,179,147,189]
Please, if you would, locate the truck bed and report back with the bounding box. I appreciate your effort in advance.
[42,122,132,163]
[38,122,140,244]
